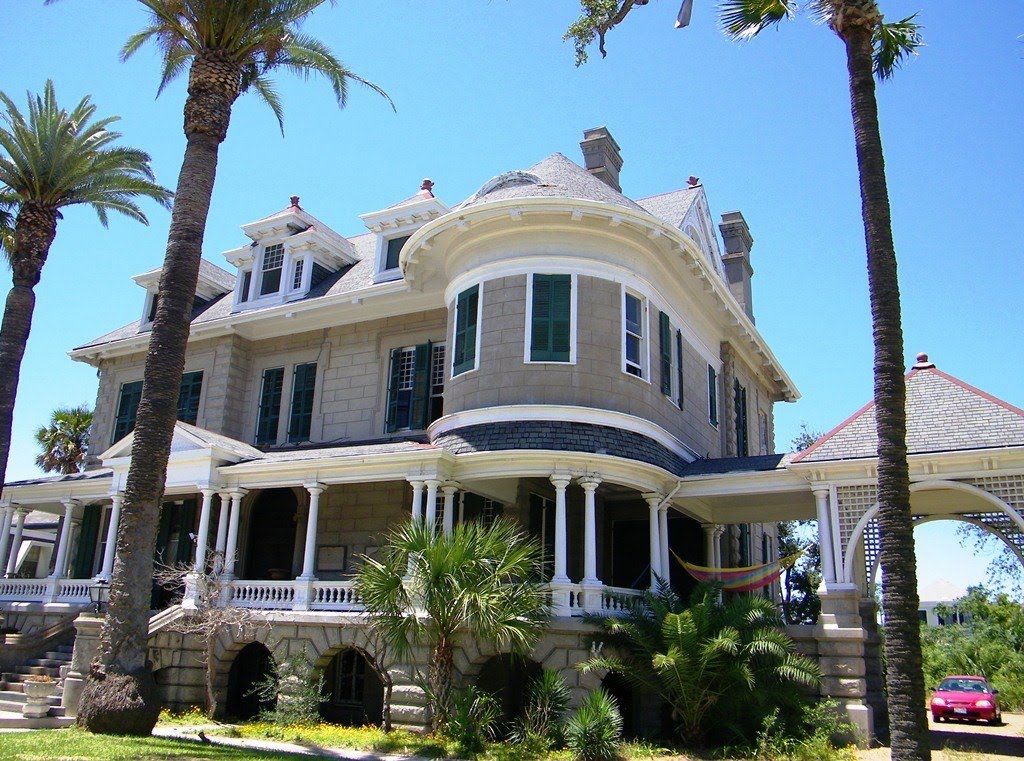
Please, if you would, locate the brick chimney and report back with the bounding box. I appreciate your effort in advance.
[719,211,755,322]
[580,127,623,192]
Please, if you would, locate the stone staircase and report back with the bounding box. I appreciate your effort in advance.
[0,643,75,728]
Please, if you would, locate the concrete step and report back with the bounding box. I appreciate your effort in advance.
[0,709,73,727]
[0,690,62,706]
[43,652,73,662]
[27,658,69,669]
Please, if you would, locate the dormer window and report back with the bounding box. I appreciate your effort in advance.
[385,235,411,272]
[360,180,450,284]
[145,292,159,324]
[238,270,253,303]
[259,243,285,296]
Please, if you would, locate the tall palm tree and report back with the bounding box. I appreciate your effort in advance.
[0,79,170,516]
[566,2,927,757]
[35,404,93,475]
[356,519,551,731]
[73,0,391,735]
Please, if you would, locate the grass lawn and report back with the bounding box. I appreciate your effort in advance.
[0,728,303,761]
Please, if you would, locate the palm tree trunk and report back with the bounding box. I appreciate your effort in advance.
[842,25,929,761]
[78,52,240,736]
[429,640,454,731]
[0,203,56,502]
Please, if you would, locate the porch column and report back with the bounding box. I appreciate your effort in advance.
[409,479,425,523]
[0,504,14,572]
[193,488,217,574]
[550,475,571,584]
[642,493,662,584]
[813,488,838,584]
[579,477,601,585]
[702,523,718,567]
[50,500,79,579]
[424,479,441,530]
[714,525,725,567]
[5,508,27,577]
[215,491,231,555]
[222,489,247,579]
[98,493,123,581]
[298,484,324,581]
[659,505,671,584]
[441,484,458,536]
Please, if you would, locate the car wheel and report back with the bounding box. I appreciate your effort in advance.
[932,715,941,723]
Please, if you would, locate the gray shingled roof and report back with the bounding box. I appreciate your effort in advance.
[795,366,1024,462]
[4,468,113,488]
[679,453,790,476]
[135,259,236,292]
[229,439,436,466]
[635,187,701,229]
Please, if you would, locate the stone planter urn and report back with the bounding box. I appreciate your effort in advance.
[22,679,57,719]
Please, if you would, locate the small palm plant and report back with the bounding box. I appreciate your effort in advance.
[564,688,623,761]
[34,405,93,474]
[356,518,551,730]
[580,583,820,746]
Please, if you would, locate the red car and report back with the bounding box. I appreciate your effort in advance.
[930,676,1001,724]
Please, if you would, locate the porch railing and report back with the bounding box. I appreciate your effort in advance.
[0,577,91,605]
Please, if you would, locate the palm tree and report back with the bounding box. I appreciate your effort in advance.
[566,3,927,757]
[580,584,819,746]
[0,79,170,519]
[72,1,391,735]
[356,519,551,730]
[35,405,93,475]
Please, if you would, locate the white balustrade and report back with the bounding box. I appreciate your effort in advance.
[311,581,362,611]
[227,580,297,609]
[54,579,91,602]
[0,578,50,601]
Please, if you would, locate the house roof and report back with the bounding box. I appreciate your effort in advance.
[679,453,790,476]
[4,469,113,488]
[635,187,702,229]
[133,258,236,294]
[794,356,1024,463]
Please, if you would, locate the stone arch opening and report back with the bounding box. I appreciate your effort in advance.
[476,654,542,736]
[245,488,299,580]
[319,647,386,726]
[226,641,276,719]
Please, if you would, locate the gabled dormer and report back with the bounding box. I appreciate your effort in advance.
[132,260,234,327]
[359,180,449,283]
[224,196,356,312]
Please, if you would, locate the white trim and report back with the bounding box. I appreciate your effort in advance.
[524,273,578,365]
[251,350,323,447]
[428,404,700,462]
[451,282,483,377]
[621,287,649,381]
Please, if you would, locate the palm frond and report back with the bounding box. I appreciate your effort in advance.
[873,15,923,81]
[719,0,797,40]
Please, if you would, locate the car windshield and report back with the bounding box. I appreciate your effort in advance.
[939,678,990,693]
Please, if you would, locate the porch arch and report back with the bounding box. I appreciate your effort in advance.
[842,479,1024,584]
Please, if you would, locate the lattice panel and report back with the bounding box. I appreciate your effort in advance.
[971,475,1024,512]
[836,485,878,548]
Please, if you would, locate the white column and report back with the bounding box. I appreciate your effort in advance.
[550,475,571,583]
[193,489,216,573]
[424,479,440,530]
[215,491,231,554]
[643,493,662,584]
[441,485,458,536]
[659,505,671,585]
[702,524,717,567]
[5,509,27,577]
[409,479,425,523]
[299,484,324,581]
[50,500,79,579]
[813,488,838,584]
[579,477,601,585]
[458,492,466,525]
[0,505,14,572]
[714,525,725,567]
[222,489,247,579]
[99,493,123,581]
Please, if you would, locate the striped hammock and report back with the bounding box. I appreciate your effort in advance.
[671,546,807,592]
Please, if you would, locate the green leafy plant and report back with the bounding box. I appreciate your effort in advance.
[512,668,572,749]
[565,688,623,761]
[249,651,326,727]
[445,685,502,757]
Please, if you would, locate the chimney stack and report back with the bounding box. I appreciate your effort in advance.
[580,127,623,192]
[719,211,755,322]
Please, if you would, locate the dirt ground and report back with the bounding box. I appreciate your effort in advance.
[858,712,1024,760]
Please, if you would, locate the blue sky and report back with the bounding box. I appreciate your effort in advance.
[1,1,1021,594]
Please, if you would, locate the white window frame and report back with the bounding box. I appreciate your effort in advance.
[385,342,447,432]
[621,288,649,381]
[452,283,483,377]
[374,231,415,283]
[524,273,577,365]
[708,363,720,429]
[258,242,286,298]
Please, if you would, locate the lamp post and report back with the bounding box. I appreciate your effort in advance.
[88,579,110,615]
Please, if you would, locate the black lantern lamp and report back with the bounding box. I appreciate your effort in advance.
[88,579,110,615]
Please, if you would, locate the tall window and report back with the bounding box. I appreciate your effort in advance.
[384,235,410,271]
[177,371,204,425]
[259,243,285,296]
[385,343,445,432]
[658,310,672,395]
[292,259,305,290]
[529,274,572,362]
[287,362,317,443]
[675,329,685,409]
[112,380,143,443]
[238,270,253,303]
[255,367,284,445]
[734,379,749,457]
[452,285,479,375]
[708,365,719,427]
[623,291,645,378]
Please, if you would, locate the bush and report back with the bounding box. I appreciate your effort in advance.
[445,685,502,757]
[565,688,623,761]
[753,700,856,761]
[512,668,572,749]
[249,651,327,726]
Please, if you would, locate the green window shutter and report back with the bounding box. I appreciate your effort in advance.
[71,504,101,579]
[531,274,571,362]
[176,500,197,565]
[255,368,284,445]
[177,371,203,425]
[385,348,403,433]
[734,379,748,456]
[659,311,672,395]
[708,365,718,426]
[112,381,143,443]
[453,285,479,376]
[410,342,432,430]
[287,362,317,443]
[675,329,685,408]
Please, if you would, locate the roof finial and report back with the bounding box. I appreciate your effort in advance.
[913,352,935,369]
[687,175,701,188]
[290,195,301,208]
[420,178,435,196]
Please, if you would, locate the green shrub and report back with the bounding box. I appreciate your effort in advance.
[565,688,623,761]
[445,685,502,756]
[512,668,572,749]
[249,651,327,726]
[753,700,856,761]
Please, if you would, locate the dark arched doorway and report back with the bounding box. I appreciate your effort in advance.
[601,671,668,740]
[226,642,276,719]
[476,654,542,734]
[319,648,385,725]
[245,488,298,580]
